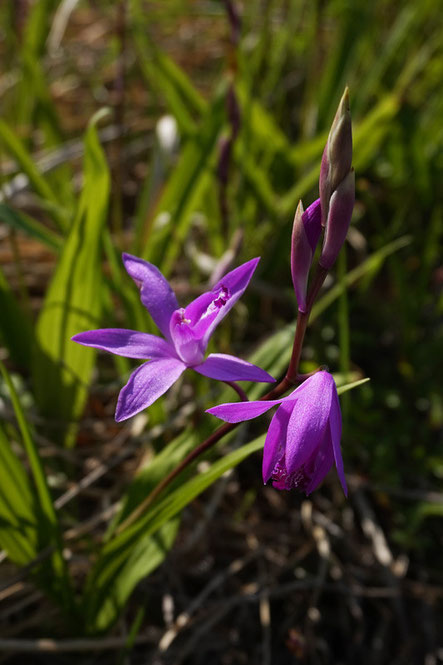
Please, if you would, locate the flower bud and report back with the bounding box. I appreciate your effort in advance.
[319,88,352,226]
[319,169,355,270]
[291,198,322,312]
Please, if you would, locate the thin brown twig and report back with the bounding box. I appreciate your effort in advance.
[0,633,159,653]
[158,549,262,652]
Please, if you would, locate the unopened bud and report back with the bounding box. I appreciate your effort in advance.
[319,88,352,226]
[319,170,355,270]
[291,198,322,312]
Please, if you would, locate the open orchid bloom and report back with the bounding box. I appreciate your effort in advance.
[72,254,275,422]
[207,371,347,496]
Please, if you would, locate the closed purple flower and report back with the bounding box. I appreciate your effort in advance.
[291,198,322,312]
[207,371,347,496]
[319,88,352,227]
[319,169,355,270]
[72,254,274,422]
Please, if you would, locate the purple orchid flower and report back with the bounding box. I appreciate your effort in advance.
[72,253,275,422]
[207,371,347,496]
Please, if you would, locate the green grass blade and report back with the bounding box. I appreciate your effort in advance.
[0,265,33,367]
[0,360,75,611]
[131,0,206,134]
[142,92,225,274]
[337,378,370,395]
[32,110,110,447]
[81,427,202,630]
[0,119,68,231]
[0,424,39,565]
[0,203,62,251]
[83,434,265,632]
[0,360,57,534]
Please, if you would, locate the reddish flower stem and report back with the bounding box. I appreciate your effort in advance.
[116,265,329,535]
[223,380,249,401]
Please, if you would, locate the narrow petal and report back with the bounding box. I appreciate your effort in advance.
[319,170,355,270]
[185,258,260,350]
[115,357,186,422]
[319,144,331,227]
[72,329,175,359]
[285,372,334,473]
[206,397,290,423]
[194,353,275,383]
[262,401,293,483]
[329,388,347,496]
[302,198,322,252]
[122,253,179,340]
[304,428,335,495]
[291,201,312,312]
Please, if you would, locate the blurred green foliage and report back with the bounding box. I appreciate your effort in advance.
[0,0,441,637]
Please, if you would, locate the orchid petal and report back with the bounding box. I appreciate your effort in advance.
[291,202,313,313]
[194,353,275,383]
[262,401,293,483]
[303,198,322,252]
[185,258,260,351]
[122,253,179,341]
[329,388,347,496]
[285,372,334,472]
[72,329,175,359]
[206,397,292,423]
[305,428,335,495]
[115,357,186,422]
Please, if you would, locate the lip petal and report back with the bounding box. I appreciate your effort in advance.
[122,253,179,341]
[72,329,175,359]
[115,357,186,421]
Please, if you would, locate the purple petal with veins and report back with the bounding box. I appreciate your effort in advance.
[122,253,179,341]
[187,258,260,351]
[115,357,186,422]
[72,329,175,359]
[304,428,335,494]
[194,353,275,382]
[285,372,334,473]
[262,401,293,483]
[207,397,294,423]
[329,388,347,496]
[302,198,322,252]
